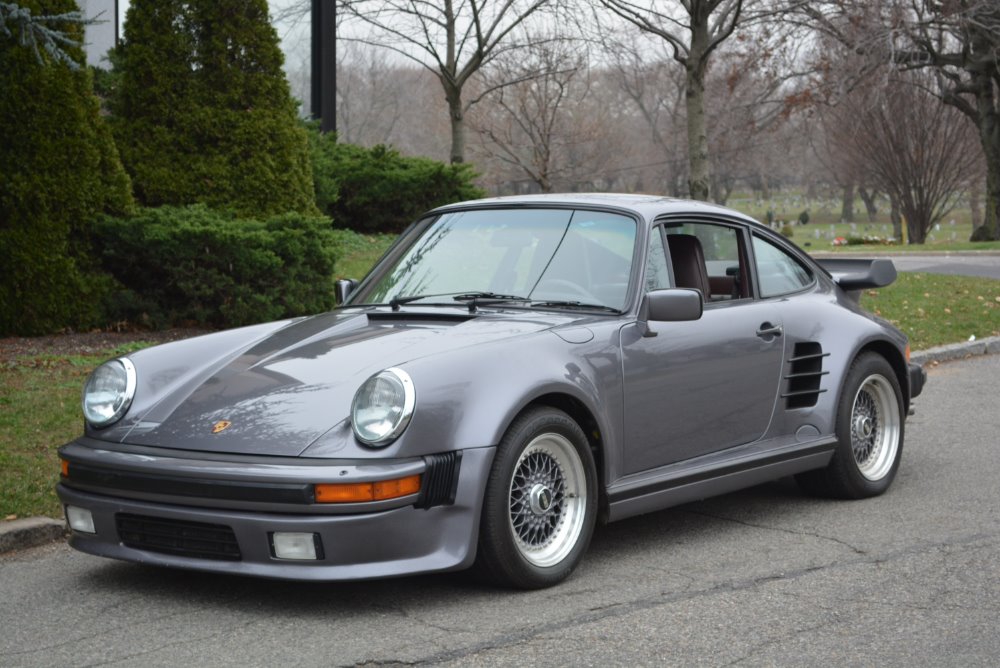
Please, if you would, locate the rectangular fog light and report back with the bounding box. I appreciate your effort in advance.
[66,506,96,534]
[271,532,321,560]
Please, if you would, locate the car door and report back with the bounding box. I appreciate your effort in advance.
[620,221,785,474]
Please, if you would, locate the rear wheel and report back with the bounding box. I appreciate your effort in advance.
[797,352,904,499]
[475,407,597,589]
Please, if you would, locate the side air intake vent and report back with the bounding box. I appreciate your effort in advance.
[783,342,830,409]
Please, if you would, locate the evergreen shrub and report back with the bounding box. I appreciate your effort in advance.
[310,128,484,233]
[0,0,134,336]
[95,205,337,329]
[109,0,316,216]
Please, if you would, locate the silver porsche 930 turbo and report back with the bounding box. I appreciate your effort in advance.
[58,194,925,589]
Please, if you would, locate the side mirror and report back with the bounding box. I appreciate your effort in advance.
[637,288,703,337]
[334,278,358,305]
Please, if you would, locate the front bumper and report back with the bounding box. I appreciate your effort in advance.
[56,445,494,581]
[908,362,926,400]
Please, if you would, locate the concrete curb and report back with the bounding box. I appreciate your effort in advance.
[0,517,66,555]
[3,336,998,556]
[910,335,1000,366]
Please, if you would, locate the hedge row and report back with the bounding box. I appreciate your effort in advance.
[94,205,337,329]
[310,128,484,234]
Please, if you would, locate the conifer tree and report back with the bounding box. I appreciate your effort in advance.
[111,0,316,216]
[0,0,133,335]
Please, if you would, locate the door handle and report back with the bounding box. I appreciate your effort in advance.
[756,322,783,338]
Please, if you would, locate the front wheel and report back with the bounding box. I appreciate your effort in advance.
[797,352,904,499]
[475,407,597,589]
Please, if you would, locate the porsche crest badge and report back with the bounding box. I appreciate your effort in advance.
[211,420,232,434]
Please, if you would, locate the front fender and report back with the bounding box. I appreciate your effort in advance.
[301,326,625,462]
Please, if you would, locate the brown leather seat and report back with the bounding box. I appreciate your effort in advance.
[667,234,711,300]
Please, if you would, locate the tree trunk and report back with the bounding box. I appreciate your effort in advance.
[971,64,1000,240]
[907,215,927,244]
[977,137,1000,240]
[806,179,818,200]
[445,85,465,165]
[889,194,903,242]
[840,183,855,222]
[985,169,998,237]
[970,180,982,229]
[901,196,927,244]
[684,32,711,202]
[759,169,771,201]
[857,186,878,222]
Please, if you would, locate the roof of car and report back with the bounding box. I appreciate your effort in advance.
[430,193,762,226]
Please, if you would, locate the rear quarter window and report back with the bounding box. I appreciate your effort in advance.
[752,235,813,298]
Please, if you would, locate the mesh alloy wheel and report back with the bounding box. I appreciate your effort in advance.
[851,374,901,481]
[507,433,587,568]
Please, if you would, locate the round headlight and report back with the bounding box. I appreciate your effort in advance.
[82,359,136,428]
[351,368,415,446]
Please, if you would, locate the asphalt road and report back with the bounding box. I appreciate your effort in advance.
[2,355,998,667]
[886,254,1000,280]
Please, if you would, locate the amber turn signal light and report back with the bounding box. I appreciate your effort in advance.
[314,474,422,503]
[60,459,69,477]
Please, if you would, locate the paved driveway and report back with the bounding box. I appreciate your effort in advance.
[885,254,1000,279]
[2,355,998,667]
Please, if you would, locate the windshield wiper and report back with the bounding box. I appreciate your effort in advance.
[389,293,437,311]
[530,300,622,313]
[452,291,526,302]
[387,291,527,312]
[452,291,529,313]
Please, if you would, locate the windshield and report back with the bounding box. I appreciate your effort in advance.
[357,208,637,311]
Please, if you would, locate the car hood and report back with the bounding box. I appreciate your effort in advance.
[118,308,579,456]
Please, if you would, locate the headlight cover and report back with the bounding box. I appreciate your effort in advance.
[351,368,415,446]
[82,358,137,428]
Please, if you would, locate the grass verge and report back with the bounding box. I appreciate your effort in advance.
[1,343,153,520]
[330,229,396,281]
[863,273,1000,349]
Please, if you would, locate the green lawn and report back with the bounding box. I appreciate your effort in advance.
[726,195,1000,252]
[861,273,1000,349]
[0,343,154,520]
[330,230,396,281]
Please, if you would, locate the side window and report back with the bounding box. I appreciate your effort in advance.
[645,227,672,291]
[752,235,813,298]
[664,222,747,301]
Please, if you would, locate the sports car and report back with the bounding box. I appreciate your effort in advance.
[57,194,926,589]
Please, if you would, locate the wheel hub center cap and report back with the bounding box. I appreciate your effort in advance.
[529,484,553,515]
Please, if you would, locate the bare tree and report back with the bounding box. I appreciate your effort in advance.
[333,0,555,165]
[786,0,1000,240]
[597,0,751,201]
[471,38,610,192]
[602,33,688,196]
[704,39,805,204]
[836,74,980,244]
[335,42,407,146]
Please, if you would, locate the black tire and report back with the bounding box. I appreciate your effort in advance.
[474,407,598,589]
[797,352,905,499]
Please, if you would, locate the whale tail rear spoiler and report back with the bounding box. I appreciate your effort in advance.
[816,258,897,301]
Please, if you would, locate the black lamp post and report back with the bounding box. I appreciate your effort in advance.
[311,0,336,134]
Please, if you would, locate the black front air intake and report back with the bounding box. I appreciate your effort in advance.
[116,513,242,561]
[417,451,463,509]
